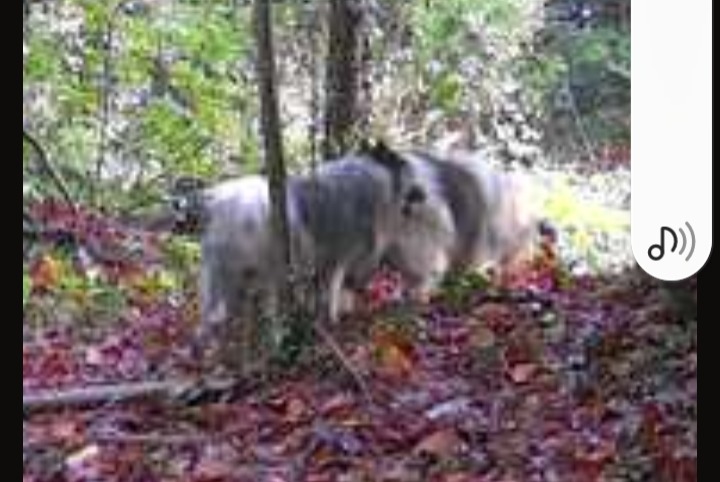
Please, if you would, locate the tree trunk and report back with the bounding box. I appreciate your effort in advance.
[252,0,293,372]
[253,0,291,272]
[322,0,363,159]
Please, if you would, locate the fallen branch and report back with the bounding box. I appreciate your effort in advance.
[475,288,556,309]
[88,428,229,447]
[313,320,374,405]
[23,377,237,416]
[23,128,77,212]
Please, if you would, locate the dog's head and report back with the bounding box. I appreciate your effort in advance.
[169,176,211,234]
[358,140,429,218]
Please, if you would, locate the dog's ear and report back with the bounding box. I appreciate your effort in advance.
[537,218,558,243]
[359,140,431,216]
[369,140,406,171]
[405,184,426,204]
[401,184,427,217]
[359,140,414,198]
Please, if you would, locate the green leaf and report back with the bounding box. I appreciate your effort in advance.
[23,273,33,307]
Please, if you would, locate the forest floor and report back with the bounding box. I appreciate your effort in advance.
[23,159,697,482]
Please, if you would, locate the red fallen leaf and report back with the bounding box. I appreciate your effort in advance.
[285,396,311,423]
[198,404,261,433]
[194,458,236,481]
[472,303,517,334]
[364,269,406,309]
[570,439,617,482]
[502,333,538,367]
[572,439,617,480]
[508,363,538,384]
[49,418,86,444]
[24,343,81,388]
[65,444,101,478]
[468,325,497,350]
[375,344,415,379]
[413,428,464,459]
[319,393,357,419]
[639,403,665,451]
[370,327,417,379]
[264,388,314,426]
[94,444,150,481]
[658,454,697,482]
[572,458,607,482]
[193,445,239,481]
[497,237,561,291]
[440,473,485,482]
[30,254,64,292]
[264,476,290,482]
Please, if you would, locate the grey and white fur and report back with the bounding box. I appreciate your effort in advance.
[375,147,545,300]
[189,142,545,344]
[196,152,410,342]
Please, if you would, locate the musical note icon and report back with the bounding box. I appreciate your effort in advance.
[647,223,696,262]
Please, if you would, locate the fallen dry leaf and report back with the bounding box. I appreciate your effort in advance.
[413,428,464,459]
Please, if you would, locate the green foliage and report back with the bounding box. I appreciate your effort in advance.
[367,0,629,161]
[408,0,529,103]
[411,0,524,59]
[272,310,316,370]
[430,72,464,113]
[23,36,63,81]
[24,0,629,215]
[23,273,33,308]
[438,271,493,310]
[543,180,629,232]
[522,2,631,154]
[24,0,260,213]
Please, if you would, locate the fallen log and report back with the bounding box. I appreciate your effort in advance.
[23,377,237,416]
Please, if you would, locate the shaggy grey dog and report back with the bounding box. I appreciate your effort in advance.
[371,147,546,300]
[180,142,546,347]
[194,152,410,342]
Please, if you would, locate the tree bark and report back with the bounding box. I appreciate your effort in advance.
[251,0,295,372]
[322,0,363,159]
[254,0,290,270]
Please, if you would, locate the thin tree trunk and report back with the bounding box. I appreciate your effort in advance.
[322,0,363,159]
[253,0,290,269]
[23,129,77,211]
[252,0,293,372]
